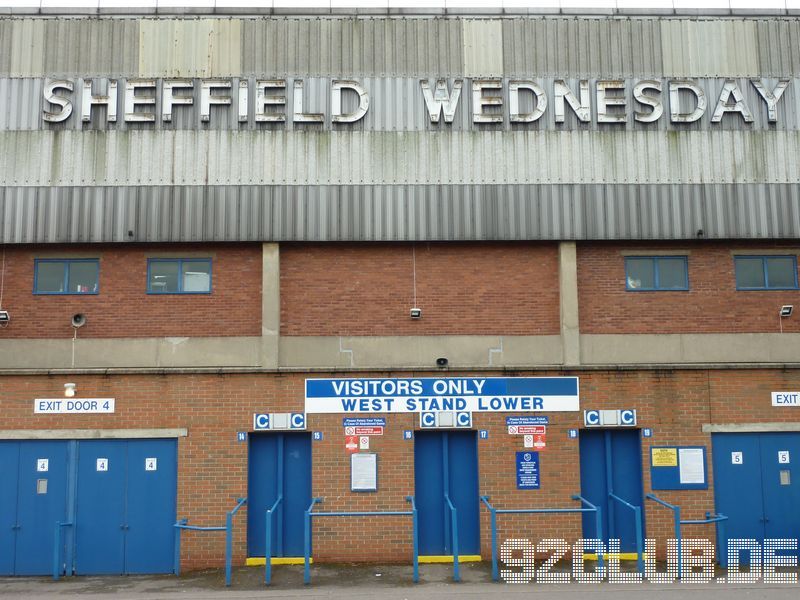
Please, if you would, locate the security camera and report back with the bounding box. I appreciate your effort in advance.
[436,357,448,368]
[410,307,422,319]
[0,310,9,325]
[71,313,87,328]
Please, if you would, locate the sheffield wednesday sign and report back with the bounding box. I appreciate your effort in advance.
[304,376,579,414]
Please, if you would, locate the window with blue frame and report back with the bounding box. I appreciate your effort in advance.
[34,259,99,294]
[625,256,689,291]
[147,258,212,294]
[735,256,798,290]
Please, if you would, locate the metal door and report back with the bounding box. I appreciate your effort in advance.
[0,442,19,575]
[712,432,800,547]
[414,430,480,556]
[579,429,645,553]
[0,441,70,576]
[75,440,127,574]
[248,433,312,558]
[125,439,178,574]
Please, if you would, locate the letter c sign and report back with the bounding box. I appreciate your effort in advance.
[290,413,306,429]
[620,409,637,426]
[254,413,270,430]
[584,410,600,427]
[420,412,437,428]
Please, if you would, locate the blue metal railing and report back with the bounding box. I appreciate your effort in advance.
[174,497,247,587]
[303,496,419,585]
[646,494,728,578]
[480,494,604,582]
[444,494,460,582]
[608,493,644,573]
[52,521,73,581]
[264,495,283,585]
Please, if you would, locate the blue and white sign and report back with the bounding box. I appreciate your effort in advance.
[584,409,637,427]
[237,432,247,442]
[479,430,489,439]
[456,411,472,427]
[343,417,387,427]
[403,430,413,440]
[773,392,800,406]
[506,416,549,426]
[568,429,579,439]
[516,452,540,490]
[290,413,306,429]
[253,413,270,430]
[305,377,579,414]
[643,428,653,438]
[420,412,438,428]
[313,431,324,441]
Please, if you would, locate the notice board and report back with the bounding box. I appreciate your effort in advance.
[650,446,708,490]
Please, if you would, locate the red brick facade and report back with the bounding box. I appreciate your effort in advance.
[3,368,798,568]
[0,244,262,338]
[280,242,561,336]
[578,242,800,335]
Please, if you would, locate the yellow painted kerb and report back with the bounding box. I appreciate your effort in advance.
[583,553,648,560]
[246,557,309,566]
[418,555,481,564]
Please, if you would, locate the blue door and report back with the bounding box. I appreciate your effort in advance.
[0,442,20,576]
[125,439,178,574]
[75,440,127,574]
[712,433,800,549]
[248,433,312,558]
[579,429,644,553]
[75,439,177,575]
[414,431,480,556]
[0,441,70,576]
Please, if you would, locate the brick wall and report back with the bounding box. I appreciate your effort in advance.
[2,367,799,570]
[280,242,561,336]
[578,242,800,334]
[0,244,262,338]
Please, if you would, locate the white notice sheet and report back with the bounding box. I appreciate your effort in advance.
[678,448,705,484]
[351,453,378,492]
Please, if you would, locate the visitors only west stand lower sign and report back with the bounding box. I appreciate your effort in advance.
[305,377,579,414]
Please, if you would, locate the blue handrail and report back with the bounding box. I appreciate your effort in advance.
[52,521,73,581]
[646,493,729,578]
[303,496,419,585]
[264,495,283,585]
[481,495,604,582]
[608,493,644,574]
[174,496,247,587]
[444,494,460,582]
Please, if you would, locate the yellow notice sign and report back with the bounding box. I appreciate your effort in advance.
[651,447,678,467]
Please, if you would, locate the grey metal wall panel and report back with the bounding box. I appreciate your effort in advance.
[3,16,800,79]
[240,17,465,77]
[3,183,800,244]
[2,129,800,186]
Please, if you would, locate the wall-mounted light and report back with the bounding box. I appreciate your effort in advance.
[64,383,76,398]
[781,305,794,318]
[410,307,422,319]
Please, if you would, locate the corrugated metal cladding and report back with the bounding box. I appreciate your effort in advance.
[2,130,799,187]
[1,16,800,78]
[2,184,800,243]
[2,15,800,242]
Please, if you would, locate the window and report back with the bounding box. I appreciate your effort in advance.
[625,256,689,291]
[735,256,798,290]
[148,258,212,294]
[34,259,99,294]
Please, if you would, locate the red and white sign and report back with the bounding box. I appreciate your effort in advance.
[533,434,546,450]
[345,436,359,453]
[509,425,546,435]
[345,426,384,436]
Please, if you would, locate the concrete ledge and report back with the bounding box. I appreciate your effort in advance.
[703,423,800,433]
[581,333,800,365]
[0,337,263,369]
[0,428,188,439]
[279,335,563,369]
